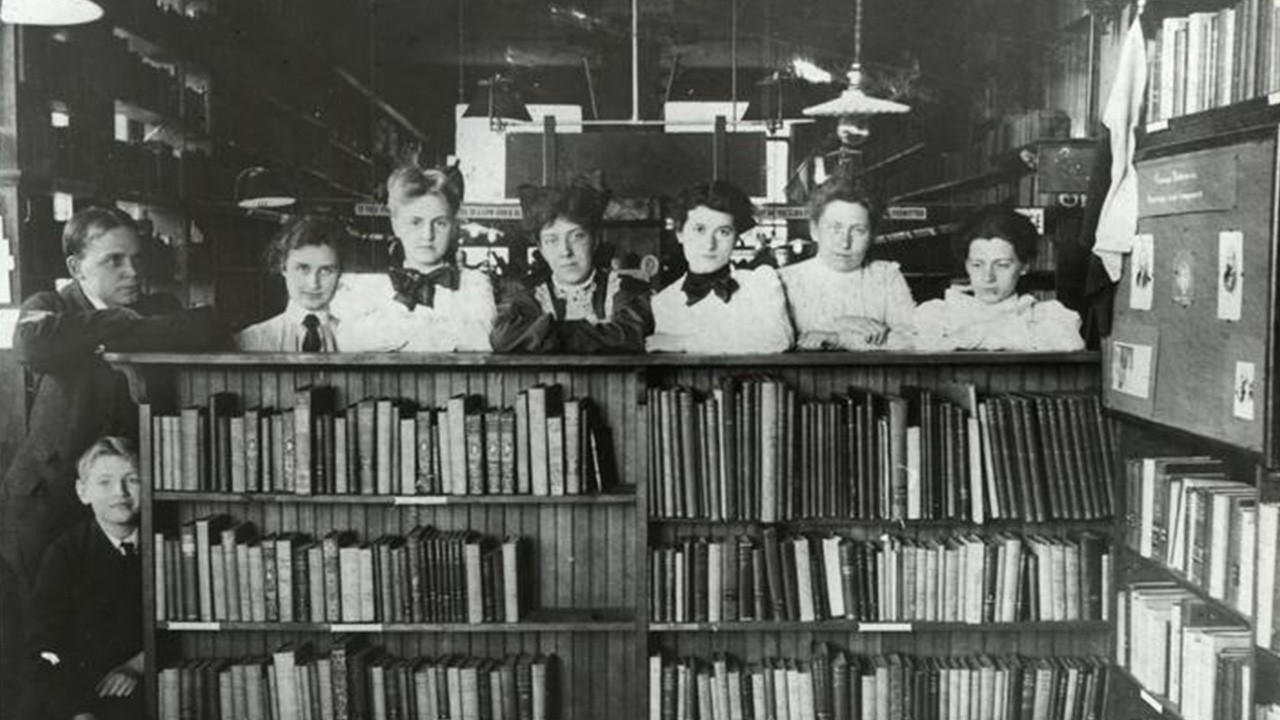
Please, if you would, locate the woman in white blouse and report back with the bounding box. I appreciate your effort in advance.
[335,164,495,352]
[646,180,793,354]
[779,178,916,350]
[913,205,1084,352]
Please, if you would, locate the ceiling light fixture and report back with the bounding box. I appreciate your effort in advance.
[234,166,296,210]
[0,0,103,25]
[802,0,909,146]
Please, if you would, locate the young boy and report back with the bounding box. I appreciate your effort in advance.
[235,214,349,352]
[646,180,792,353]
[25,437,144,720]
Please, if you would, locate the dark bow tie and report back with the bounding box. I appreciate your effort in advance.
[390,265,461,310]
[681,267,739,306]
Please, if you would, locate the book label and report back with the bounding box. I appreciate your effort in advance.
[392,495,448,505]
[165,621,221,631]
[1217,231,1243,321]
[858,622,912,633]
[329,623,385,632]
[1129,234,1154,311]
[1270,92,1280,106]
[1138,153,1237,216]
[1145,119,1169,133]
[1139,688,1162,712]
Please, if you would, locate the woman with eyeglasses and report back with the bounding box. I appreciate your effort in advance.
[490,179,653,353]
[338,164,496,352]
[779,178,916,351]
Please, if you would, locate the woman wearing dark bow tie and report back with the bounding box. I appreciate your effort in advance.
[646,181,793,354]
[337,164,495,352]
[490,180,653,354]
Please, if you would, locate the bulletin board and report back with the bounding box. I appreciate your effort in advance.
[1104,132,1279,460]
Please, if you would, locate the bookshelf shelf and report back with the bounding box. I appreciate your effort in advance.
[1110,666,1185,719]
[1121,546,1254,628]
[159,608,635,634]
[647,517,1114,532]
[105,350,1101,369]
[647,620,1111,633]
[152,490,636,506]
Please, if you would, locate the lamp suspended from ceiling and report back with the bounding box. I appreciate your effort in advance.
[802,0,909,147]
[234,166,296,210]
[462,74,531,130]
[0,0,103,25]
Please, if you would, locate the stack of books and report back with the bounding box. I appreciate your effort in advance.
[1116,584,1252,720]
[649,531,1108,624]
[1125,456,1256,615]
[1146,0,1280,123]
[149,383,611,496]
[154,517,527,625]
[647,380,1115,523]
[158,640,557,720]
[647,646,1108,720]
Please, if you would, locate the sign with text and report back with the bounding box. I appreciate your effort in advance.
[1137,153,1238,217]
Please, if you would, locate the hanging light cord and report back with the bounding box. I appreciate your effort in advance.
[853,0,863,70]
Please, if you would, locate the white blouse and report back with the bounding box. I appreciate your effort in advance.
[646,266,794,354]
[330,268,496,352]
[912,287,1085,352]
[235,302,342,352]
[779,259,916,347]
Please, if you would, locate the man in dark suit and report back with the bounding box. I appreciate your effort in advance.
[0,207,219,600]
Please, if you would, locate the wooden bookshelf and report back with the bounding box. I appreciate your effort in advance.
[108,350,1111,719]
[1105,83,1280,717]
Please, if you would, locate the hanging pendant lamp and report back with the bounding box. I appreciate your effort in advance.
[802,0,909,144]
[0,0,103,25]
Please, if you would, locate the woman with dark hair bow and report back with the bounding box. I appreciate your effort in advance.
[490,178,653,353]
[336,163,496,352]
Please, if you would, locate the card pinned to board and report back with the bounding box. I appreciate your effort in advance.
[1129,233,1155,311]
[1104,323,1159,416]
[1225,334,1265,426]
[1217,230,1244,321]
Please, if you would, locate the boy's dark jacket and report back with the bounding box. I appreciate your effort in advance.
[26,519,142,720]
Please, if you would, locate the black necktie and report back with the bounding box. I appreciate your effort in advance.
[120,542,136,558]
[681,267,740,306]
[389,265,462,311]
[302,314,322,352]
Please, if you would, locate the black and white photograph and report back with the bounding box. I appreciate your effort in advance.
[0,0,1278,719]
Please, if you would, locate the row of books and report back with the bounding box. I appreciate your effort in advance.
[647,647,1107,720]
[1146,0,1280,123]
[649,531,1109,624]
[1116,584,1252,720]
[155,516,527,625]
[1123,456,1257,615]
[149,383,611,497]
[159,641,557,720]
[646,381,1116,523]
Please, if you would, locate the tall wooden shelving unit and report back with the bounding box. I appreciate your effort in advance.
[1101,62,1280,717]
[106,350,1113,719]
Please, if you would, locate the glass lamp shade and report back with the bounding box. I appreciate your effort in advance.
[803,66,910,118]
[0,0,103,24]
[234,167,296,209]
